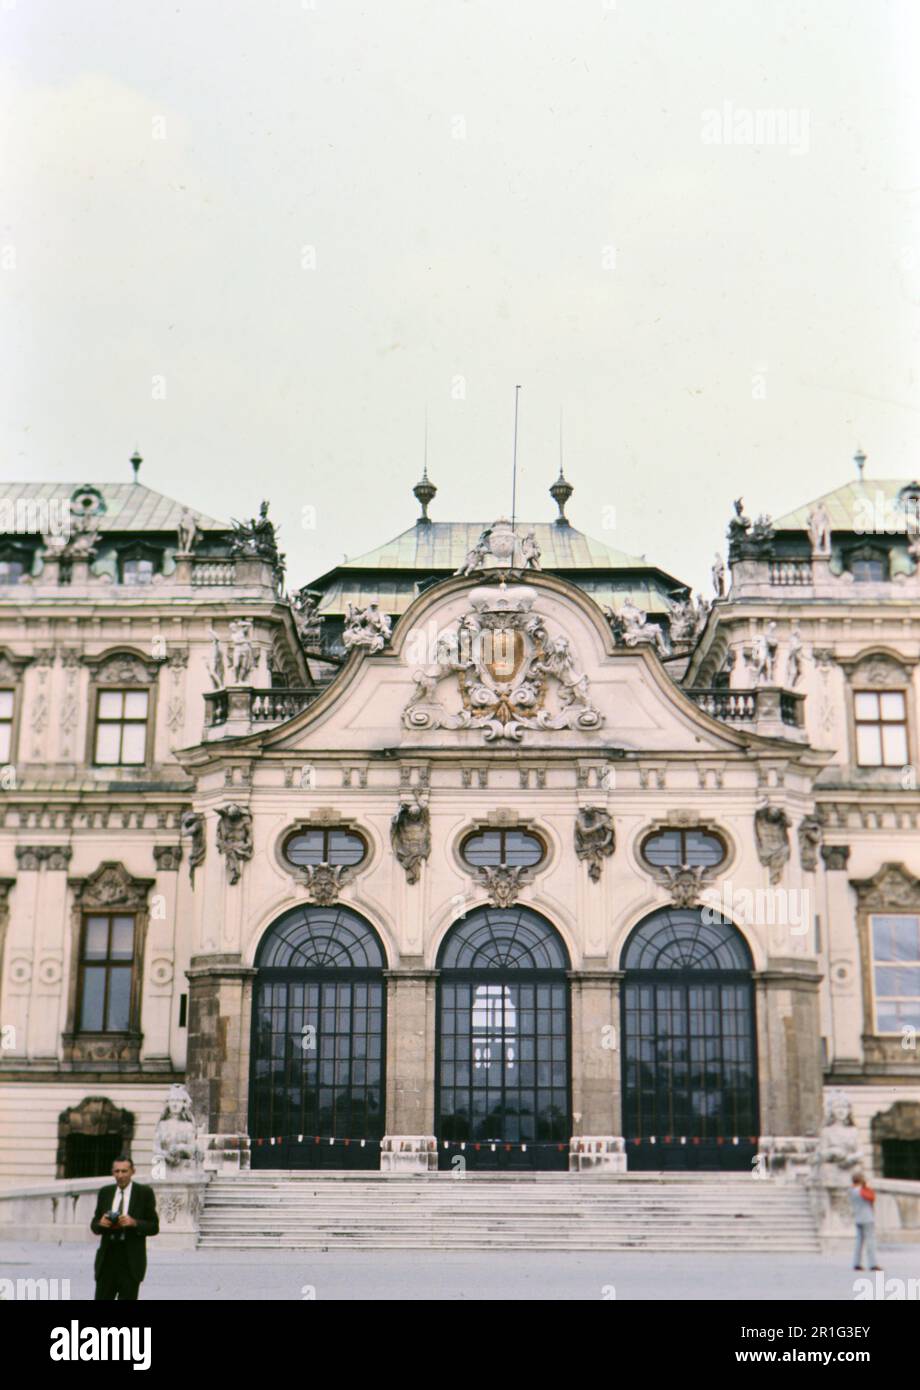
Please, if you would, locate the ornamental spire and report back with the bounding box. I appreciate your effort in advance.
[413,464,436,523]
[549,464,573,525]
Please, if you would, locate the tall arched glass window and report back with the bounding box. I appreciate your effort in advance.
[436,907,570,1172]
[249,905,385,1169]
[621,908,758,1172]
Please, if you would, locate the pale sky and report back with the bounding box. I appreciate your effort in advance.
[3,0,919,594]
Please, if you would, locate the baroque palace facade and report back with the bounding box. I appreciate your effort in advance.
[1,459,919,1185]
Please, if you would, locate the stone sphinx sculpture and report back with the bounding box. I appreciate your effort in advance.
[151,1084,202,1179]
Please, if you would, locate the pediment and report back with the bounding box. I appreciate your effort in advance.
[259,573,756,757]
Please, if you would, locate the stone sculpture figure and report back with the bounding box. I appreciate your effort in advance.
[177,507,200,554]
[151,1084,202,1179]
[798,813,824,872]
[813,1091,864,1187]
[205,627,225,690]
[754,804,791,885]
[615,597,669,658]
[520,529,542,569]
[343,602,392,653]
[668,595,697,644]
[228,619,256,684]
[712,552,725,597]
[785,626,805,687]
[806,501,832,557]
[180,810,206,885]
[574,806,615,882]
[390,793,431,884]
[216,803,253,885]
[751,621,778,684]
[456,527,493,576]
[291,588,323,647]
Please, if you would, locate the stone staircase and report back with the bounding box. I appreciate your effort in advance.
[197,1172,821,1252]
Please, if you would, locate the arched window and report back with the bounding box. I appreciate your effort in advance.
[621,908,757,1171]
[623,907,751,971]
[459,828,545,871]
[640,827,726,872]
[436,907,570,1171]
[281,827,368,870]
[250,906,385,1169]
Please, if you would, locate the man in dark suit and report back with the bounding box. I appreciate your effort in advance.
[91,1156,159,1300]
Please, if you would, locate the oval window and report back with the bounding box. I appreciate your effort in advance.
[283,827,367,868]
[641,827,726,870]
[460,828,545,870]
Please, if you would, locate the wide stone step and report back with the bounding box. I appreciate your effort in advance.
[197,1173,819,1252]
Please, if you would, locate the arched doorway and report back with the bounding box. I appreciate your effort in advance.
[249,905,386,1169]
[436,906,570,1172]
[620,908,758,1172]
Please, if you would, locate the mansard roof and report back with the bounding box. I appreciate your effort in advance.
[0,482,227,534]
[310,519,688,617]
[338,520,655,572]
[773,479,918,534]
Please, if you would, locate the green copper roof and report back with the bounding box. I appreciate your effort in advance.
[312,520,685,618]
[0,482,226,534]
[774,479,919,533]
[316,573,676,618]
[337,521,656,572]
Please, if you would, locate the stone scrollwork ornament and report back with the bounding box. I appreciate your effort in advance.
[574,806,615,882]
[151,1084,203,1179]
[754,803,791,885]
[403,583,604,743]
[391,792,431,884]
[216,803,253,885]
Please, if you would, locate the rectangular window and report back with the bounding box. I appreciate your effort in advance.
[78,913,136,1032]
[871,914,920,1033]
[854,690,908,767]
[93,688,149,765]
[0,689,14,763]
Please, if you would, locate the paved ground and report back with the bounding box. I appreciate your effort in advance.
[2,1239,919,1299]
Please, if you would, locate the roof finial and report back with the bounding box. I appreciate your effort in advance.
[550,461,573,525]
[412,408,437,523]
[130,449,142,483]
[854,446,866,480]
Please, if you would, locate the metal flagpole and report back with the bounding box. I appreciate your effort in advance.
[511,384,521,530]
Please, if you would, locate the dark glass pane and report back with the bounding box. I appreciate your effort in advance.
[461,831,504,867]
[79,967,106,1030]
[106,968,132,1031]
[502,831,544,867]
[684,830,725,868]
[642,830,683,867]
[325,830,366,866]
[283,831,327,866]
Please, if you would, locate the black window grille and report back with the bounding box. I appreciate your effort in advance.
[249,905,385,1169]
[436,907,570,1171]
[621,908,757,1171]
